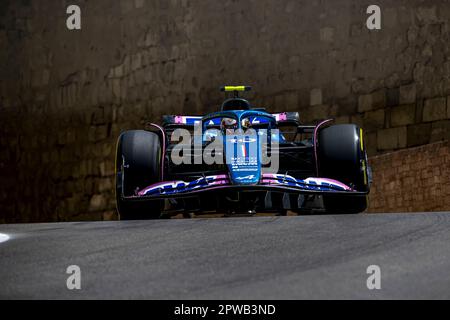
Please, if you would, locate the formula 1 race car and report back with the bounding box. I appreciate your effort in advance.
[115,86,371,219]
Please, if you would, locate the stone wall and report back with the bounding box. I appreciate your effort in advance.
[0,0,449,222]
[368,141,450,213]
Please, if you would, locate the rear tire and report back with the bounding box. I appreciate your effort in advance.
[115,130,162,220]
[318,124,369,214]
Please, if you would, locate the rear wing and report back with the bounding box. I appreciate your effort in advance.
[162,112,300,127]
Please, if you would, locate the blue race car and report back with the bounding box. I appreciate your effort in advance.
[115,86,371,219]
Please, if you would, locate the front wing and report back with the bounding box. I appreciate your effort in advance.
[121,174,368,201]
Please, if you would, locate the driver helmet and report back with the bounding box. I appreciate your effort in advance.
[221,117,237,134]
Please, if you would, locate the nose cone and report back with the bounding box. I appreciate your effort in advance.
[225,134,261,185]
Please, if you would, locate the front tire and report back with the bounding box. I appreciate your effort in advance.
[115,130,162,220]
[317,124,369,214]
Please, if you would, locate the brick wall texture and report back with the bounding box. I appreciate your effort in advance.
[0,0,449,222]
[368,141,450,213]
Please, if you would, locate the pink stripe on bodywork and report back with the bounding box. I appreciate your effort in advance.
[273,113,288,121]
[313,119,334,176]
[304,178,352,191]
[146,123,166,181]
[138,175,230,196]
[174,116,184,124]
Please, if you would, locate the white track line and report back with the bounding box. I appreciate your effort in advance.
[0,233,10,244]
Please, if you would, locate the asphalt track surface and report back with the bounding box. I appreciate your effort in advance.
[1,212,450,299]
